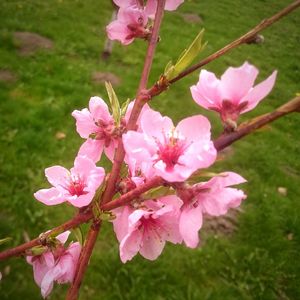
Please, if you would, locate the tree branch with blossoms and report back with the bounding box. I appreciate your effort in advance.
[0,1,299,299]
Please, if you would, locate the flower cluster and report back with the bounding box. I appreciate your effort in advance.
[31,57,277,296]
[106,0,184,44]
[29,0,277,286]
[191,61,277,130]
[26,231,81,298]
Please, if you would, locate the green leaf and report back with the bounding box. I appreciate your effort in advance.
[99,211,116,221]
[142,186,174,200]
[165,29,207,80]
[105,81,121,125]
[188,171,227,184]
[0,237,12,246]
[73,227,83,245]
[121,98,130,116]
[29,245,48,256]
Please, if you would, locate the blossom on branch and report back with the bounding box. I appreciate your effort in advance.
[26,231,81,298]
[34,155,105,208]
[113,195,182,263]
[190,61,277,130]
[106,6,150,45]
[113,0,184,14]
[123,109,217,182]
[145,0,184,16]
[72,96,120,162]
[179,172,247,248]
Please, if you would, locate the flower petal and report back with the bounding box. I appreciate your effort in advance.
[34,187,66,206]
[45,166,69,188]
[113,206,134,242]
[139,228,166,261]
[67,192,94,208]
[220,61,259,104]
[241,70,277,113]
[78,139,104,163]
[72,108,98,139]
[179,203,203,248]
[190,69,223,110]
[176,115,212,144]
[88,96,111,123]
[120,229,143,263]
[56,231,70,244]
[140,109,173,142]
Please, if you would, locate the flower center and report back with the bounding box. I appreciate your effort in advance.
[92,119,115,147]
[66,174,87,196]
[156,131,187,171]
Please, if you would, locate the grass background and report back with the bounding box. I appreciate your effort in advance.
[0,0,299,299]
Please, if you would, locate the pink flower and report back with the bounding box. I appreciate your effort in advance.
[34,155,105,208]
[145,0,184,16]
[113,196,183,263]
[190,62,277,128]
[113,0,184,14]
[72,96,118,162]
[179,172,247,248]
[123,109,217,182]
[27,231,81,298]
[106,6,149,45]
[72,97,149,162]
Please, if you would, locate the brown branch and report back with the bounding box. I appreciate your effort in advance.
[169,0,300,84]
[214,96,300,151]
[0,210,92,261]
[101,176,164,211]
[101,0,166,205]
[66,221,102,300]
[0,176,163,261]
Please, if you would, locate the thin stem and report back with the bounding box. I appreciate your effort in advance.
[101,176,164,211]
[214,96,300,151]
[0,177,163,261]
[101,0,166,205]
[66,221,102,300]
[169,0,300,84]
[0,210,92,261]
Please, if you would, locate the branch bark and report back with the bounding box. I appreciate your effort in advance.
[169,0,300,84]
[214,96,300,151]
[101,0,166,205]
[66,221,102,300]
[0,176,163,261]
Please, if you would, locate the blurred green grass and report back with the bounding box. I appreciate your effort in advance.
[0,0,299,299]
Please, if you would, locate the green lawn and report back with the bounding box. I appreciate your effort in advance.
[0,0,299,299]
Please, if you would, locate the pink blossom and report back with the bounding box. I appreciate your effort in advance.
[123,109,217,182]
[106,6,149,45]
[145,0,184,16]
[179,172,247,248]
[34,155,105,208]
[113,0,184,14]
[27,231,81,298]
[72,97,149,163]
[190,62,277,128]
[72,96,118,162]
[113,196,182,263]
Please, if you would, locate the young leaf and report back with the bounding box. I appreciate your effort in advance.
[165,29,207,80]
[28,245,48,256]
[105,81,121,125]
[142,186,174,200]
[73,227,83,245]
[121,98,131,116]
[0,237,12,246]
